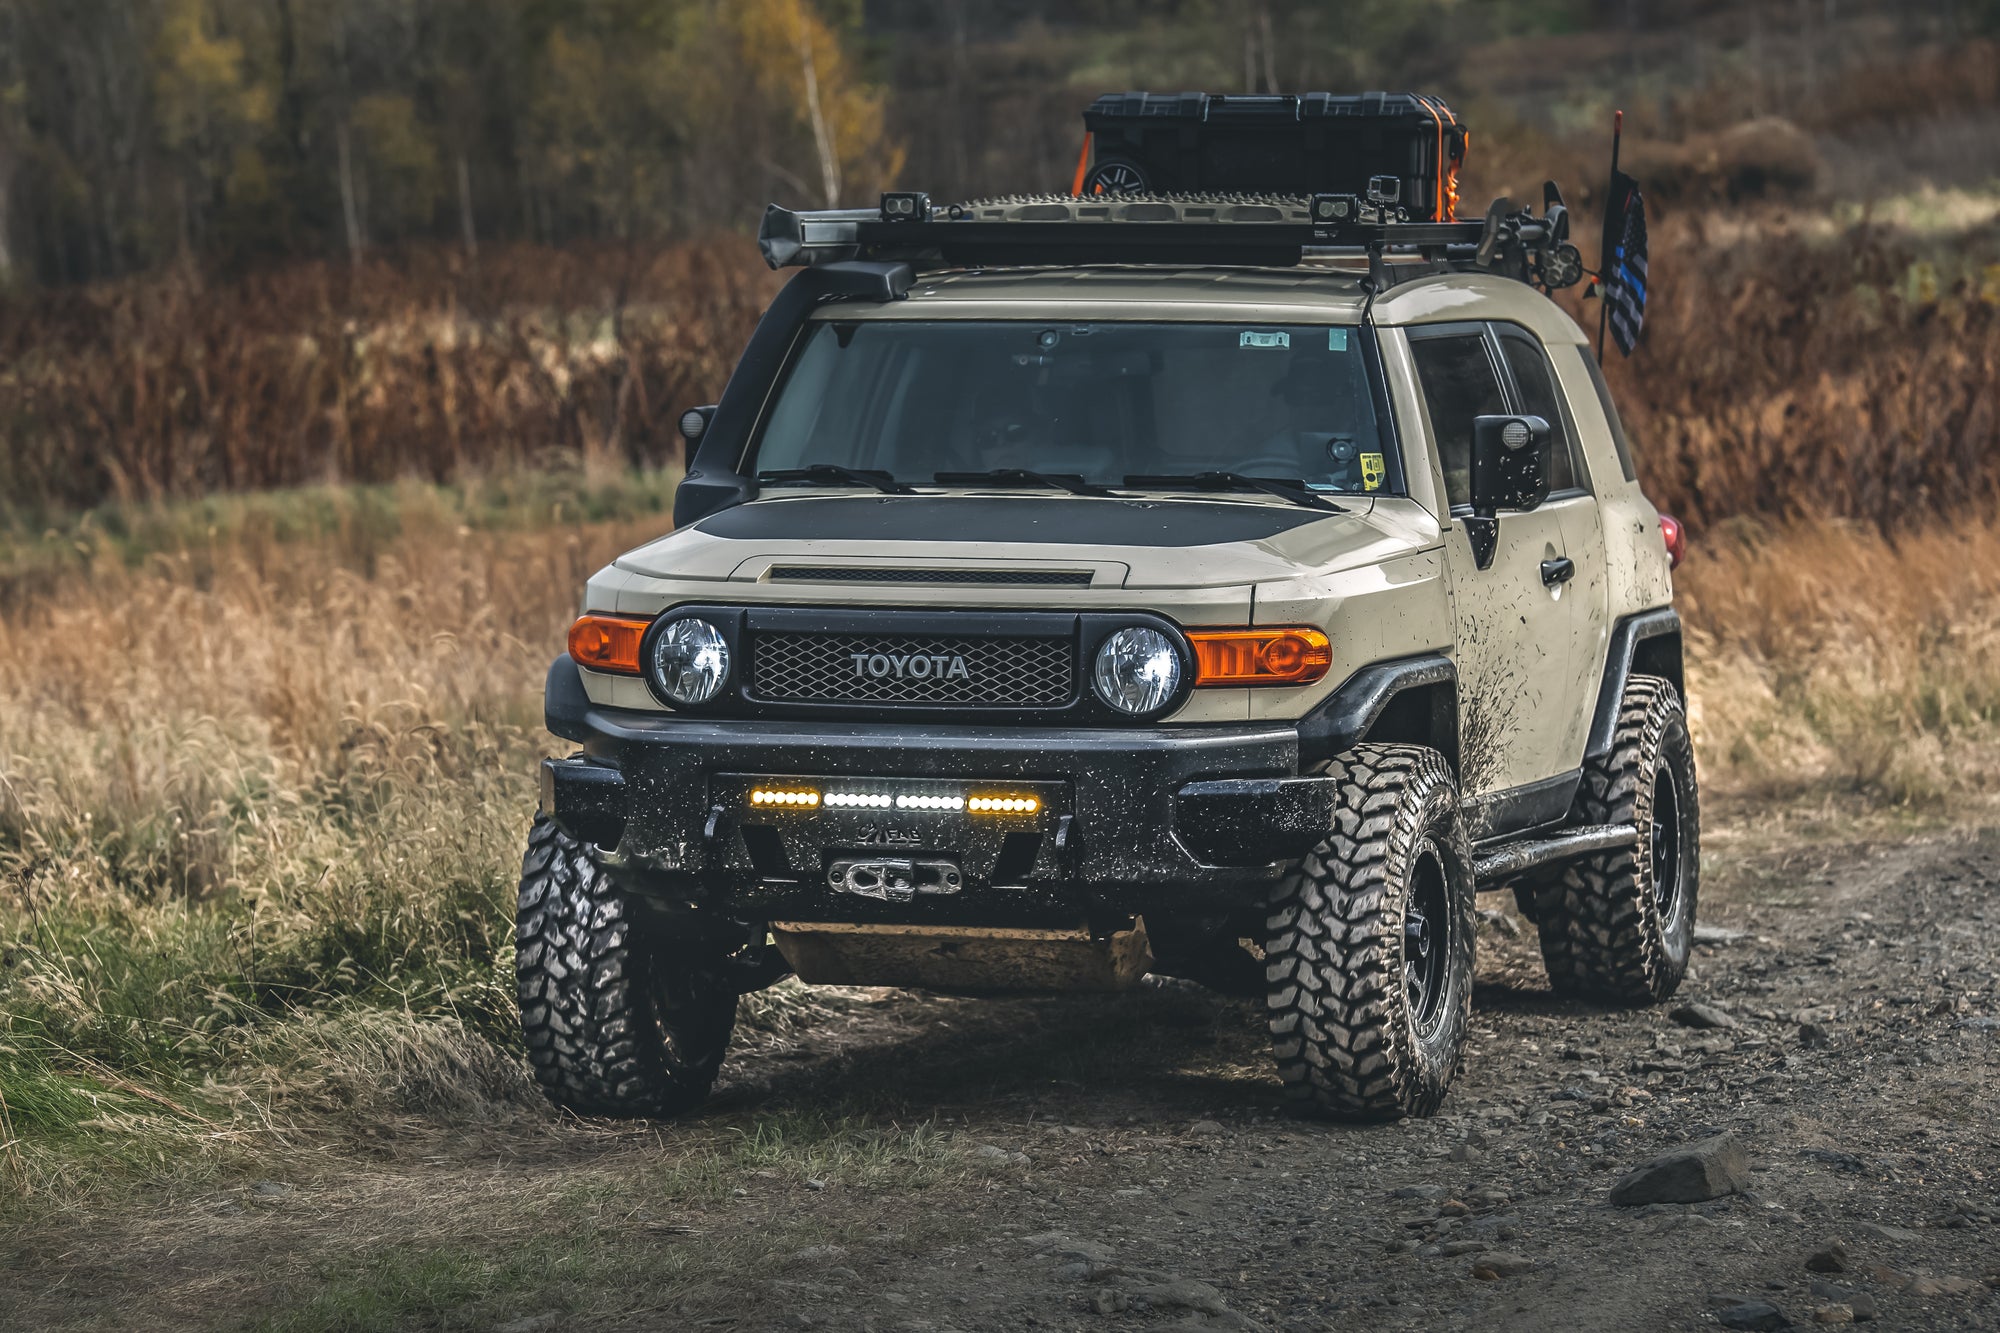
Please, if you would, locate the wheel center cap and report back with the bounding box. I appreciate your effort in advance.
[1405,914,1431,961]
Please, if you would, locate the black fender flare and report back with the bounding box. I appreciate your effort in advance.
[1297,653,1459,774]
[545,653,594,744]
[1586,607,1683,760]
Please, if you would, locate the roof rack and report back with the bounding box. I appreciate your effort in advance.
[757,190,1584,294]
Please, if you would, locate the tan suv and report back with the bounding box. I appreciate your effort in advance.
[522,191,1696,1123]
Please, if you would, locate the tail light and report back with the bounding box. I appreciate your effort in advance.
[1659,513,1687,570]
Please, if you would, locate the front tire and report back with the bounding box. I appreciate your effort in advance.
[516,815,737,1117]
[1264,745,1474,1121]
[1529,675,1700,1004]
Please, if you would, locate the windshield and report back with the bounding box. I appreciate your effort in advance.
[751,320,1401,495]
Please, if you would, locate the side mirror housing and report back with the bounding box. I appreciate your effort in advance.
[1464,415,1553,570]
[678,405,718,447]
[1469,414,1552,517]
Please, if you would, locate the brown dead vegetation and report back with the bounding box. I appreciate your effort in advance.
[0,240,778,519]
[4,211,1995,538]
[1587,216,2000,533]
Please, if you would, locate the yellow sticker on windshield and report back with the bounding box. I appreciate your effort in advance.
[1360,452,1386,491]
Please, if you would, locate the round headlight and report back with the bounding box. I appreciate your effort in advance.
[650,618,730,705]
[1093,627,1183,716]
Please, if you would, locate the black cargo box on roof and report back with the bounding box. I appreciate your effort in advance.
[1080,91,1469,221]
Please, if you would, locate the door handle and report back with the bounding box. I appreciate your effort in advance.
[1540,556,1575,586]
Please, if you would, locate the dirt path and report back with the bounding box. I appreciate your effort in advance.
[5,817,1999,1332]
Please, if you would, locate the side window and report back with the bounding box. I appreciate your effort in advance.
[1494,327,1580,492]
[1409,332,1506,509]
[1582,351,1639,482]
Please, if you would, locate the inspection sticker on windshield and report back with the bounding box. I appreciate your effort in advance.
[1240,330,1290,349]
[1361,453,1387,491]
[1329,328,1350,352]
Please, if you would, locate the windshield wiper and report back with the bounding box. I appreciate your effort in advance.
[1122,472,1346,513]
[757,464,916,496]
[934,468,1114,497]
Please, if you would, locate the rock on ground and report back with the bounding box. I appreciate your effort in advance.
[1609,1133,1752,1206]
[1717,1300,1791,1331]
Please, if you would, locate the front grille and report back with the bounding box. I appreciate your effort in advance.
[749,633,1075,707]
[768,566,1093,588]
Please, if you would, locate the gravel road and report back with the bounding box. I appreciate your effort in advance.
[694,827,2000,1333]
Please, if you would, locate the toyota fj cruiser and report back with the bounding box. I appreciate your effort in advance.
[522,97,1696,1123]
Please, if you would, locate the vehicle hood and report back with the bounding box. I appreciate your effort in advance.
[611,491,1428,591]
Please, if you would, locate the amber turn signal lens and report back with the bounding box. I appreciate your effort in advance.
[567,613,652,675]
[1189,628,1333,686]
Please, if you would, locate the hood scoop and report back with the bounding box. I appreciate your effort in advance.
[767,565,1094,588]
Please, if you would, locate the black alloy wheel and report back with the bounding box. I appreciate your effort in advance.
[1403,843,1454,1042]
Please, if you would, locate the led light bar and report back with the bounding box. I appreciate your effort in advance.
[749,788,820,807]
[744,784,1045,815]
[968,795,1041,814]
[897,794,965,811]
[823,792,894,808]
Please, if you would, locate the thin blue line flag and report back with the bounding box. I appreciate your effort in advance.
[1601,171,1648,356]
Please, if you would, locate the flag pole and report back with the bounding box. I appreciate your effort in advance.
[1596,108,1623,365]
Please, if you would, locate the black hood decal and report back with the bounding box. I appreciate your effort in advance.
[691,495,1332,547]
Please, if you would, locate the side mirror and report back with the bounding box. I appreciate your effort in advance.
[678,405,718,447]
[1464,414,1552,569]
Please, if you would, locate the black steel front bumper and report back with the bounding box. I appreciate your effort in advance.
[540,655,1351,922]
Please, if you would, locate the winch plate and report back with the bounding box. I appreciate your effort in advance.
[826,856,964,902]
[770,920,1152,993]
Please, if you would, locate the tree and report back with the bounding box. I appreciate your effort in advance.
[730,0,902,207]
[0,0,905,279]
[150,0,272,263]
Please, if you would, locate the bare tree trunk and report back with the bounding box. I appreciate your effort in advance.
[457,153,478,259]
[796,12,841,208]
[336,119,365,266]
[949,0,970,192]
[1258,6,1278,94]
[0,161,13,282]
[175,174,194,278]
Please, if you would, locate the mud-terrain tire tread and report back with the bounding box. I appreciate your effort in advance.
[1264,744,1474,1121]
[1532,675,1700,1004]
[516,815,735,1117]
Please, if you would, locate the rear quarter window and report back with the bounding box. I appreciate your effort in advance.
[1494,326,1583,493]
[1582,353,1640,483]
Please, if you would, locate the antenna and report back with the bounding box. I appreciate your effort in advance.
[1596,109,1624,365]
